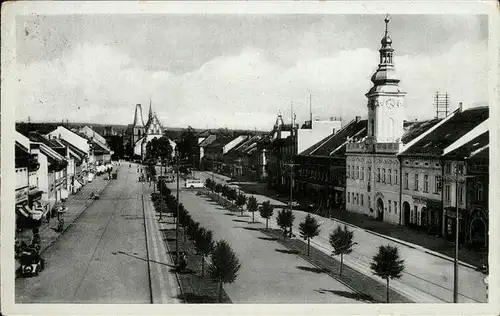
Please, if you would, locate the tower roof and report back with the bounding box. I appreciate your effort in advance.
[367,15,402,95]
[133,104,145,127]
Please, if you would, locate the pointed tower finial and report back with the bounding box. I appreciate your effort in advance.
[384,14,390,35]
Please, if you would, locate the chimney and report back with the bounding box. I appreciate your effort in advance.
[355,116,361,123]
[459,102,463,112]
[133,104,145,127]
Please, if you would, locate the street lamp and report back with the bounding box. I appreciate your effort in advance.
[444,163,472,303]
[175,147,180,262]
[284,161,299,238]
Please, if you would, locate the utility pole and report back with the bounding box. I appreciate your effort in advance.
[176,147,180,262]
[284,162,299,238]
[444,163,466,303]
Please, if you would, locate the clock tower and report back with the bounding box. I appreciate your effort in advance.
[366,16,406,144]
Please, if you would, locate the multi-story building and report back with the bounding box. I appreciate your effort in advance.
[295,117,367,214]
[345,18,441,225]
[441,118,489,245]
[399,106,488,237]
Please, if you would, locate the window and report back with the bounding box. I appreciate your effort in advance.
[424,175,429,192]
[347,165,350,178]
[368,167,371,181]
[356,166,359,179]
[368,195,371,208]
[445,185,451,202]
[388,200,392,213]
[458,184,463,204]
[395,169,398,184]
[347,192,350,203]
[377,168,381,182]
[414,174,419,191]
[457,164,464,175]
[388,169,392,184]
[445,163,452,174]
[404,173,409,189]
[361,167,364,180]
[476,183,483,201]
[356,193,359,205]
[382,169,386,183]
[434,176,439,194]
[394,201,397,214]
[361,194,364,206]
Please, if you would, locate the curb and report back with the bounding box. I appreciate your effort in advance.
[142,194,154,304]
[331,217,478,270]
[161,226,185,303]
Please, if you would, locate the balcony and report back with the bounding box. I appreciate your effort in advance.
[375,142,401,154]
[346,142,368,153]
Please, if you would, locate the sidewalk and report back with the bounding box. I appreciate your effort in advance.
[200,171,485,269]
[15,175,112,274]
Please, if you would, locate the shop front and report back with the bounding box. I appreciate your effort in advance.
[444,207,467,243]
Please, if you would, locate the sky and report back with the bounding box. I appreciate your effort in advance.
[15,14,488,130]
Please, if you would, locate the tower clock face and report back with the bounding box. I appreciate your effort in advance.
[385,98,396,108]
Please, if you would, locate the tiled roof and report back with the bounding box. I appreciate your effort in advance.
[443,131,489,160]
[28,132,63,149]
[205,136,232,148]
[58,138,87,159]
[401,119,442,144]
[401,107,489,156]
[300,119,367,157]
[199,135,217,147]
[229,135,260,154]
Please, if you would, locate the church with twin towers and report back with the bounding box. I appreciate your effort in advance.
[130,101,176,159]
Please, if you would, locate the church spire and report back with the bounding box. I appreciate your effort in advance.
[148,97,153,119]
[368,14,400,89]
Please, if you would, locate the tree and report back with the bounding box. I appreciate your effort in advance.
[187,219,200,240]
[215,184,223,202]
[177,126,198,163]
[145,136,173,172]
[205,178,213,191]
[207,240,241,303]
[329,225,356,276]
[276,209,295,240]
[259,201,274,231]
[235,193,247,216]
[178,208,191,244]
[370,245,405,303]
[194,227,214,277]
[246,196,258,223]
[299,214,321,256]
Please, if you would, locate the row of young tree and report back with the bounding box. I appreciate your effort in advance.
[204,178,405,303]
[152,180,241,303]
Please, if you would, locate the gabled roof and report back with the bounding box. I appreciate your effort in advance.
[443,131,489,160]
[28,132,63,149]
[400,106,489,156]
[402,119,442,144]
[300,119,367,157]
[196,129,211,138]
[228,135,260,155]
[58,138,87,159]
[199,134,217,147]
